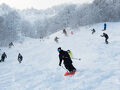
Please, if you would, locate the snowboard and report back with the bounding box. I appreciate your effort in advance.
[64,72,75,76]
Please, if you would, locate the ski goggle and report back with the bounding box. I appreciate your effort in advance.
[57,48,61,51]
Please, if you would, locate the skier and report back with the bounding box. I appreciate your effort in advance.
[57,47,76,72]
[101,33,109,44]
[9,42,14,48]
[54,36,59,43]
[0,52,7,62]
[63,29,67,36]
[18,53,23,63]
[40,36,43,41]
[71,31,73,35]
[91,28,96,34]
[103,23,107,31]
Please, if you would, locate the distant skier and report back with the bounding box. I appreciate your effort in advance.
[18,53,23,63]
[0,52,7,62]
[71,31,73,35]
[103,23,107,31]
[101,33,109,44]
[91,28,96,34]
[63,29,67,36]
[57,47,76,72]
[9,42,14,48]
[40,36,42,41]
[54,36,59,43]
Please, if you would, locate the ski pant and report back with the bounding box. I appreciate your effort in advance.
[105,38,108,44]
[18,58,22,63]
[64,63,76,72]
[92,31,95,34]
[1,58,5,62]
[104,27,106,30]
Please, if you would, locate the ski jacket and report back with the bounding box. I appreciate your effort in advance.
[104,24,106,28]
[1,53,7,59]
[18,54,23,60]
[59,50,72,65]
[103,33,109,39]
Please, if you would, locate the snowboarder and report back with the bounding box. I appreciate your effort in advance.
[91,28,96,34]
[101,33,109,44]
[18,53,23,63]
[63,29,67,36]
[9,42,14,48]
[0,52,7,62]
[57,47,76,72]
[103,23,107,31]
[54,36,59,43]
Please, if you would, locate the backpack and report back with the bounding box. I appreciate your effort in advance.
[67,50,73,58]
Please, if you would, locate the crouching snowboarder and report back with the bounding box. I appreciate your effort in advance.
[101,33,109,44]
[57,47,76,72]
[18,53,23,63]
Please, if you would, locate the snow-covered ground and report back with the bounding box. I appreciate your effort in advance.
[0,22,120,90]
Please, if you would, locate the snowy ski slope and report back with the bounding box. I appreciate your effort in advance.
[0,22,120,90]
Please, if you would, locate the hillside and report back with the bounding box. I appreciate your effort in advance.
[0,22,120,90]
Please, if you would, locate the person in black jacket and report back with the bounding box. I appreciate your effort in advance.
[63,29,67,36]
[0,52,7,62]
[91,28,96,34]
[18,53,23,63]
[58,47,76,72]
[101,33,109,44]
[54,36,59,43]
[9,42,14,48]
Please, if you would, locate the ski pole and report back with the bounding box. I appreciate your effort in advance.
[72,58,81,60]
[61,66,69,72]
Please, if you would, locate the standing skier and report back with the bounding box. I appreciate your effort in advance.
[101,33,109,44]
[9,42,14,48]
[54,36,59,43]
[71,31,73,35]
[63,29,67,36]
[18,53,23,63]
[0,52,7,62]
[103,23,107,31]
[57,47,76,72]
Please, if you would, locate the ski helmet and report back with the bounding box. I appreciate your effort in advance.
[57,47,61,52]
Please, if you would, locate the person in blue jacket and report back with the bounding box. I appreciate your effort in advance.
[103,23,107,30]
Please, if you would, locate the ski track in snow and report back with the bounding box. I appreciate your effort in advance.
[0,22,120,90]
